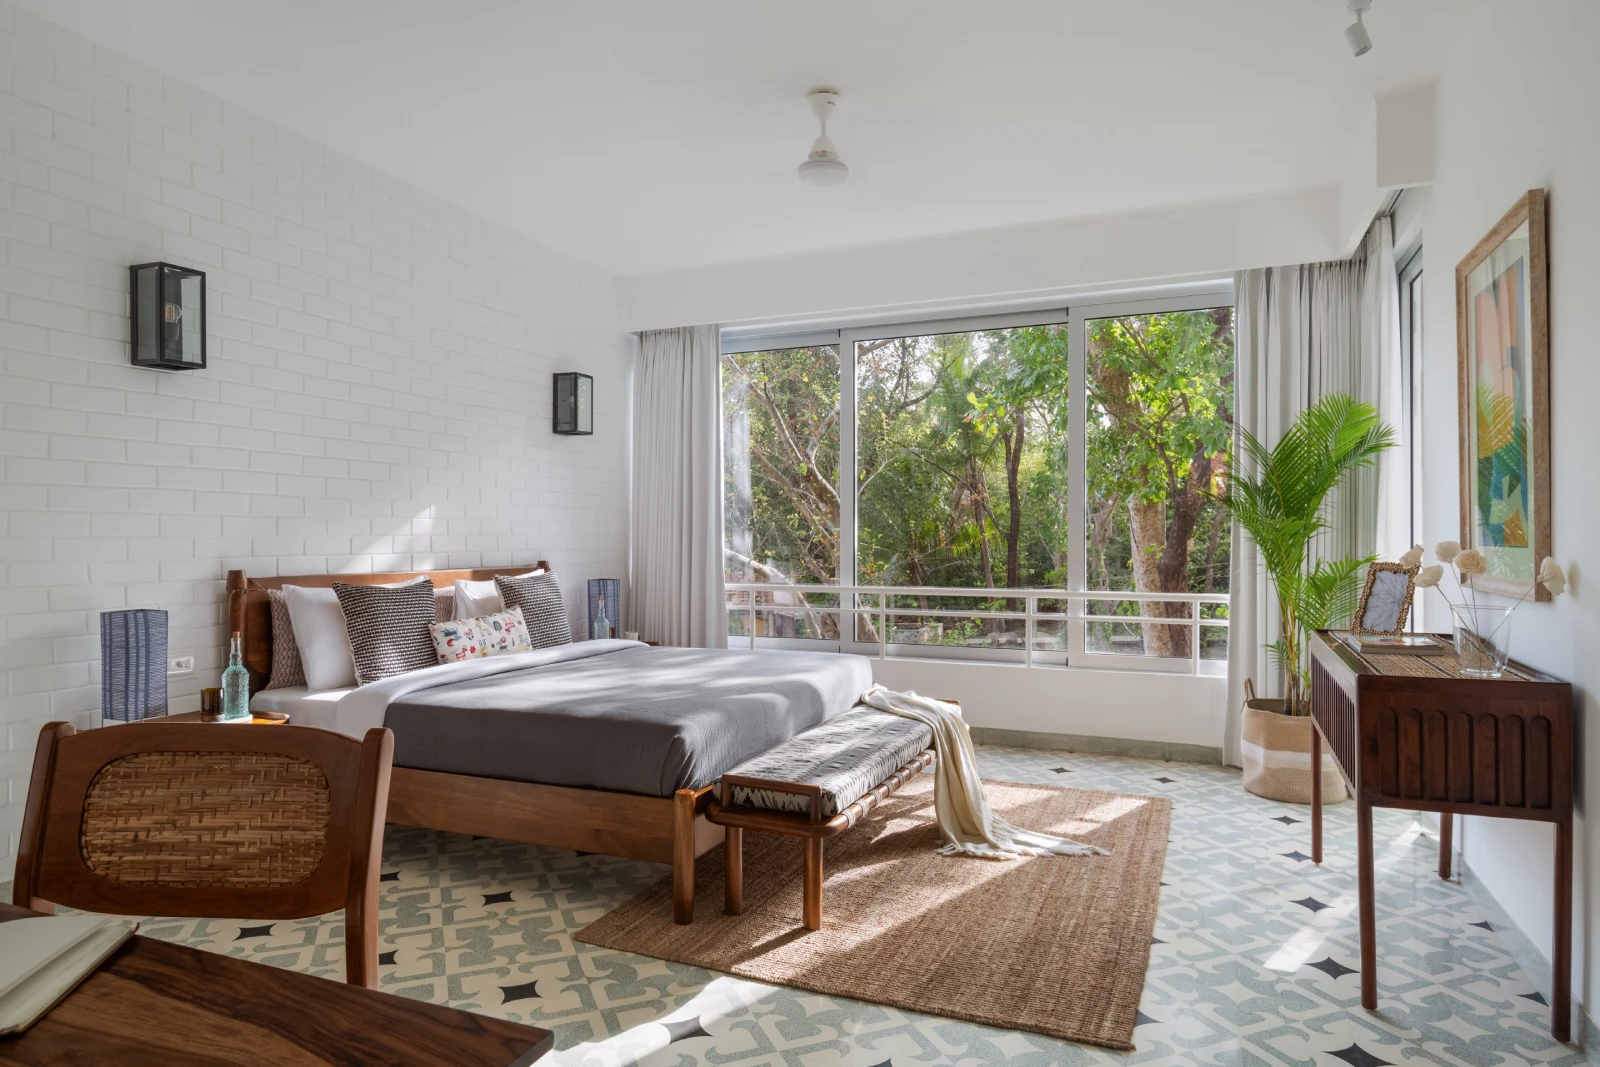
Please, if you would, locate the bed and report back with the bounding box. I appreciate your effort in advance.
[225,567,871,923]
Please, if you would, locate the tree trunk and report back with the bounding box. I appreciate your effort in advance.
[1128,498,1186,656]
[1002,411,1025,592]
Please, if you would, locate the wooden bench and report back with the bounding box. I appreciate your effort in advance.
[705,702,949,930]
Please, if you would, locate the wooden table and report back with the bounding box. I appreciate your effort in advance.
[1307,631,1573,1040]
[144,710,290,725]
[0,903,553,1065]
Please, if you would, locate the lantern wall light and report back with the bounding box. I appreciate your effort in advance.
[130,261,206,370]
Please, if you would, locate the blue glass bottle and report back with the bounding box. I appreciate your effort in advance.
[591,594,611,641]
[220,632,251,722]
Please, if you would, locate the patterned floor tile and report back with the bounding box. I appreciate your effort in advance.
[136,747,1584,1067]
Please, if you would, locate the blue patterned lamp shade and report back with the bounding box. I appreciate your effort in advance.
[587,579,621,640]
[100,609,168,722]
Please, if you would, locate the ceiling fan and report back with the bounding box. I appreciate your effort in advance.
[797,90,848,187]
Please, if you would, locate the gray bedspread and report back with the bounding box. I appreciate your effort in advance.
[383,646,873,796]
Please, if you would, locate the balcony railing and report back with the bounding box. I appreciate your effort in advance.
[725,583,1230,677]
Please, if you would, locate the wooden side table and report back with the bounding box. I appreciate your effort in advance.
[1308,631,1574,1040]
[143,710,291,725]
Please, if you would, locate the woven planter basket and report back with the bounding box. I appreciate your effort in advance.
[1240,680,1346,804]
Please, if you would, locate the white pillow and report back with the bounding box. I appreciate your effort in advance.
[454,569,544,620]
[283,576,426,691]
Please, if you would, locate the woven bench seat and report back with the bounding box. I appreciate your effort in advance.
[706,702,946,931]
[723,708,933,819]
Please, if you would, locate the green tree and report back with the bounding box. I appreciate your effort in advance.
[1087,310,1234,656]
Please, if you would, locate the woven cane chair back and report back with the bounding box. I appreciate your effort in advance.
[14,721,392,988]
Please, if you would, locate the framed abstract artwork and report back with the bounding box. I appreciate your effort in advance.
[1456,189,1551,600]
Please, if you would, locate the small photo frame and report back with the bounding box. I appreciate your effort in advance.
[1352,562,1418,636]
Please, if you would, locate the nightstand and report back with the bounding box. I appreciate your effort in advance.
[142,710,292,725]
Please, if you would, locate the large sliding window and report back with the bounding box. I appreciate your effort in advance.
[722,290,1234,673]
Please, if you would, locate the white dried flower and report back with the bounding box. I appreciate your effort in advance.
[1414,564,1444,588]
[1399,544,1424,568]
[1538,557,1567,596]
[1456,548,1488,576]
[1436,540,1462,563]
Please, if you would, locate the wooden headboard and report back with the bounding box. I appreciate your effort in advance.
[225,564,549,692]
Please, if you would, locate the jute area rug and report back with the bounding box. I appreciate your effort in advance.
[575,775,1170,1051]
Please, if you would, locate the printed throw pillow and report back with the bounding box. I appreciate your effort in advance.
[494,571,571,649]
[264,588,307,690]
[429,606,533,663]
[332,579,439,686]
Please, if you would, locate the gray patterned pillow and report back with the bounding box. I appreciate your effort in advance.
[265,589,307,690]
[494,571,571,649]
[332,579,438,685]
[434,588,456,623]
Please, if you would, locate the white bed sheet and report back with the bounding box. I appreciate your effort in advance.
[249,685,355,731]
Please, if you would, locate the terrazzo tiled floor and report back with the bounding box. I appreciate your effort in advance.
[135,746,1582,1067]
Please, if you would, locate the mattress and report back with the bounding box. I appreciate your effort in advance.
[382,645,874,796]
[249,685,355,731]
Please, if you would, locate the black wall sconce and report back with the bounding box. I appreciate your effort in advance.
[130,262,206,370]
[553,372,594,435]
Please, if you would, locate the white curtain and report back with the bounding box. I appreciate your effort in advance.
[1224,218,1402,765]
[630,325,727,649]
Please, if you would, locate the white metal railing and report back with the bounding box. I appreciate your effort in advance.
[724,583,1230,676]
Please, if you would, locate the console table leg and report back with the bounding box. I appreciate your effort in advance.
[1438,813,1452,880]
[1357,796,1377,1010]
[1310,724,1323,864]
[1554,816,1572,1042]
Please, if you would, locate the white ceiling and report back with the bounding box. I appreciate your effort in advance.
[22,1,1468,276]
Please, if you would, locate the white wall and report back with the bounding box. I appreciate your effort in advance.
[1416,0,1600,1015]
[619,185,1340,332]
[871,658,1227,753]
[0,3,631,872]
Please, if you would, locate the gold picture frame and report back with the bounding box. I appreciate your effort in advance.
[1457,189,1551,601]
[1352,562,1418,636]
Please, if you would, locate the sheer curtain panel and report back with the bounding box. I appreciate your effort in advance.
[631,325,727,649]
[1225,219,1401,765]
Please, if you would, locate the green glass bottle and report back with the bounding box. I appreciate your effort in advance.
[220,632,251,722]
[591,594,611,641]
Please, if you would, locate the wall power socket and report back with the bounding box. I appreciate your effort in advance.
[168,656,195,674]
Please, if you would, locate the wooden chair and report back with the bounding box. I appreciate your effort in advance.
[12,721,393,989]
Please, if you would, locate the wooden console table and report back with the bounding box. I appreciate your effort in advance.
[1308,631,1573,1040]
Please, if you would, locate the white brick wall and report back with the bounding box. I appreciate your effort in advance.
[0,3,633,872]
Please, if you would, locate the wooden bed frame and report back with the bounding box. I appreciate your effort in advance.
[225,566,724,925]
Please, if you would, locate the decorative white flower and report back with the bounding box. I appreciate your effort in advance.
[1399,544,1424,568]
[1414,564,1444,588]
[1435,540,1462,563]
[1538,557,1567,596]
[1456,548,1488,576]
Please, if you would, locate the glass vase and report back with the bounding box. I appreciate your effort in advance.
[1451,603,1513,678]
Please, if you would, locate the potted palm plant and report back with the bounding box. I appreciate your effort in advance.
[1219,394,1394,803]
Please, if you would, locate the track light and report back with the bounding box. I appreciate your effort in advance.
[1345,0,1373,56]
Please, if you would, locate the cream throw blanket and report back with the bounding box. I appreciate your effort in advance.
[861,685,1108,859]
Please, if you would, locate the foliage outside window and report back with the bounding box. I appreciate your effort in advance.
[723,345,840,639]
[1086,310,1234,659]
[723,302,1235,662]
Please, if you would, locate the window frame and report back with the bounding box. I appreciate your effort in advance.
[722,282,1235,672]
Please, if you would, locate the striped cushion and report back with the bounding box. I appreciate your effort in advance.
[724,708,933,818]
[264,589,306,690]
[494,571,570,649]
[332,579,438,685]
